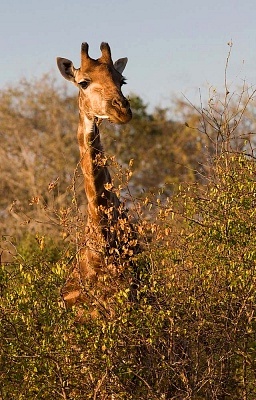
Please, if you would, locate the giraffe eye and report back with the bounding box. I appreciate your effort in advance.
[121,78,127,86]
[78,80,90,89]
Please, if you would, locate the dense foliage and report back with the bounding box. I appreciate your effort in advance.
[1,75,256,399]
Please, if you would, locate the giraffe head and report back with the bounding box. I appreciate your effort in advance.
[57,42,132,124]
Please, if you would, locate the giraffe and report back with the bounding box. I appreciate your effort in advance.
[57,42,140,313]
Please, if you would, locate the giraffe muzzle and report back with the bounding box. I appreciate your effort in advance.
[109,96,132,124]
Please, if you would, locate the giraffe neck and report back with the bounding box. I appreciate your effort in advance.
[63,115,140,308]
[77,113,121,229]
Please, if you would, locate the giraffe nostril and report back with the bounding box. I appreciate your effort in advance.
[112,97,129,109]
[112,98,122,109]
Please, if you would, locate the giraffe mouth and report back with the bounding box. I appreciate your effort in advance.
[95,107,132,124]
[108,109,132,124]
[94,114,116,125]
[95,114,109,120]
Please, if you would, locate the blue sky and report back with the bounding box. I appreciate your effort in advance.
[1,0,256,109]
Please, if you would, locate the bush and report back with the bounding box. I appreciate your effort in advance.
[151,153,256,399]
[1,60,256,398]
[1,153,256,399]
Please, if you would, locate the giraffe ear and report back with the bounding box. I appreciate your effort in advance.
[57,57,76,82]
[114,57,128,74]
